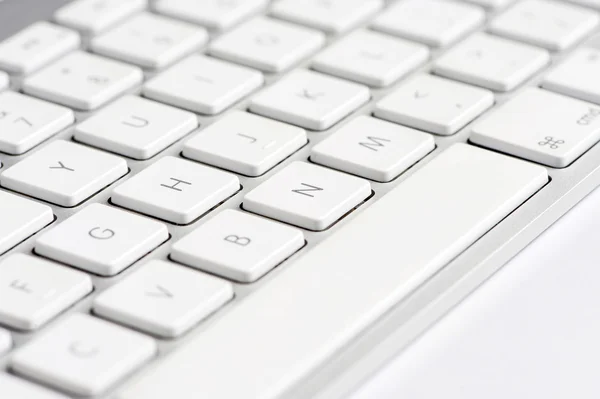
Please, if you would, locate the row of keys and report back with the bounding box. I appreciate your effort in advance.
[2,251,238,396]
[55,0,380,37]
[0,252,234,337]
[6,157,366,278]
[2,0,594,86]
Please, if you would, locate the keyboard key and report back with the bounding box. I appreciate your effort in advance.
[312,29,429,88]
[54,0,147,35]
[182,111,307,176]
[244,161,371,230]
[22,51,143,111]
[112,156,240,224]
[271,0,383,34]
[94,260,233,337]
[0,22,80,75]
[154,0,268,31]
[311,116,435,182]
[372,0,485,47]
[12,313,155,396]
[542,47,600,104]
[0,373,70,399]
[471,88,600,168]
[249,69,369,131]
[144,55,263,115]
[0,254,92,330]
[0,140,128,207]
[36,203,168,276]
[0,91,74,155]
[374,74,494,135]
[0,71,7,90]
[0,190,53,254]
[489,0,599,51]
[172,209,305,282]
[0,329,11,355]
[434,33,550,92]
[118,144,547,399]
[90,13,208,70]
[209,17,325,73]
[74,95,198,160]
[568,0,600,9]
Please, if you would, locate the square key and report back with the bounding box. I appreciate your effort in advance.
[94,260,233,337]
[0,190,53,255]
[471,87,600,168]
[489,0,599,51]
[0,21,80,75]
[243,161,371,231]
[372,0,485,47]
[209,17,325,73]
[22,51,143,110]
[172,209,305,282]
[154,0,269,31]
[35,203,169,276]
[54,0,147,35]
[90,13,208,69]
[0,140,128,207]
[11,314,156,396]
[249,69,370,131]
[374,74,494,135]
[182,111,307,176]
[311,116,435,182]
[434,33,550,92]
[271,0,383,34]
[542,47,600,104]
[312,29,429,87]
[0,254,92,330]
[112,156,240,224]
[0,91,74,155]
[74,95,198,160]
[144,54,263,115]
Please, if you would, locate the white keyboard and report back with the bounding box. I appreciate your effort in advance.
[0,0,599,398]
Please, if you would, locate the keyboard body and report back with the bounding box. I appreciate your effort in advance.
[0,0,599,398]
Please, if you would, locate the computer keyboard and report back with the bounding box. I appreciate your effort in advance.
[0,0,599,398]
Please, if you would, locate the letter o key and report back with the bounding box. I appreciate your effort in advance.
[89,227,116,240]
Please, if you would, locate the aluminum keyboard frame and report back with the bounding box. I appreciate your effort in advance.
[1,0,600,398]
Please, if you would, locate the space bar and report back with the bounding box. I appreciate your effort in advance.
[119,144,547,399]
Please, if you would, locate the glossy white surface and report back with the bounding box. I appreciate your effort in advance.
[351,181,600,399]
[118,144,547,399]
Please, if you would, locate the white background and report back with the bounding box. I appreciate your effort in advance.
[350,186,600,399]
